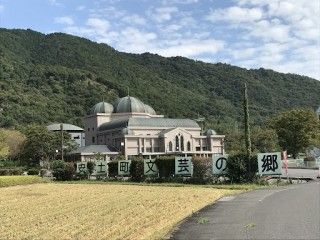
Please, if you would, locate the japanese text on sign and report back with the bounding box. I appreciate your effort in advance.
[76,162,87,174]
[144,159,158,175]
[212,155,228,175]
[95,161,108,175]
[175,156,192,176]
[118,160,131,176]
[258,152,282,175]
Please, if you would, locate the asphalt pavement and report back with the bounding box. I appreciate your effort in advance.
[171,181,320,240]
[281,168,319,179]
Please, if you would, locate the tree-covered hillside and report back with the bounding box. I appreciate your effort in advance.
[0,28,319,129]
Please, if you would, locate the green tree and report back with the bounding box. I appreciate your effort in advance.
[243,83,252,157]
[19,125,76,166]
[251,127,280,153]
[269,108,320,158]
[87,161,95,178]
[0,129,26,160]
[52,160,75,181]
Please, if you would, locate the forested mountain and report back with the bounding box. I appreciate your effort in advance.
[0,28,319,130]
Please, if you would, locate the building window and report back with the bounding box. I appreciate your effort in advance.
[169,141,173,151]
[180,136,184,151]
[196,147,201,151]
[92,137,95,143]
[88,128,90,132]
[175,136,179,151]
[187,141,191,151]
[73,136,80,139]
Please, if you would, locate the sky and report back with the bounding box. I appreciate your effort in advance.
[0,0,319,80]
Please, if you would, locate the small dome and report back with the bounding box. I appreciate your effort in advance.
[144,104,156,115]
[122,127,133,135]
[89,102,114,115]
[206,129,217,136]
[113,96,146,113]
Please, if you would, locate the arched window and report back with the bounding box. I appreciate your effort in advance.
[187,141,191,151]
[175,135,179,151]
[169,141,173,151]
[180,136,184,151]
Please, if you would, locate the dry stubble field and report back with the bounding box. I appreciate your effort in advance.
[0,183,239,240]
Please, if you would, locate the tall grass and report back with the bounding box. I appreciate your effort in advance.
[0,176,48,187]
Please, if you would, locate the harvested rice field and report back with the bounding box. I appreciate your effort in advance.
[0,183,239,239]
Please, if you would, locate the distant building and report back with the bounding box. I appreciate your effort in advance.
[82,96,225,160]
[47,123,85,147]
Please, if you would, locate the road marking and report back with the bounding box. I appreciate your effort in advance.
[218,196,236,202]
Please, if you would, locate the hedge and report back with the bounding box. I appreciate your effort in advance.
[226,154,258,183]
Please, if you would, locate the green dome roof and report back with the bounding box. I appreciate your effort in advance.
[89,102,114,115]
[113,96,146,113]
[205,129,217,136]
[144,104,156,115]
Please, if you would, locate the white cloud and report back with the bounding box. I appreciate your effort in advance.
[162,0,198,4]
[206,0,319,79]
[207,6,263,23]
[151,7,178,23]
[54,16,74,25]
[48,0,62,7]
[76,5,86,11]
[123,14,146,25]
[117,27,157,53]
[155,39,225,58]
[248,20,291,42]
[86,18,110,32]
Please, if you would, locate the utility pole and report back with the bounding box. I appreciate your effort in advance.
[60,123,64,161]
[244,82,252,157]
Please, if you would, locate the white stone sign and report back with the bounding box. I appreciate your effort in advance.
[118,160,131,176]
[258,152,282,175]
[144,159,158,175]
[175,156,192,176]
[212,154,228,175]
[76,162,87,174]
[95,161,108,175]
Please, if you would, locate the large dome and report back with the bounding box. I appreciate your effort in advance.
[113,96,146,113]
[89,102,114,115]
[144,104,156,115]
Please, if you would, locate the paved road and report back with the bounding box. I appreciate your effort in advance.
[282,168,319,179]
[172,181,320,240]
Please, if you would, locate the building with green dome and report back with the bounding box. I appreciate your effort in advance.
[82,96,225,160]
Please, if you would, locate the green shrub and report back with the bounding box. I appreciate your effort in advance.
[0,168,24,176]
[155,156,175,179]
[87,161,95,176]
[108,161,118,177]
[52,160,75,181]
[130,157,144,182]
[226,154,258,183]
[27,168,39,175]
[188,157,212,184]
